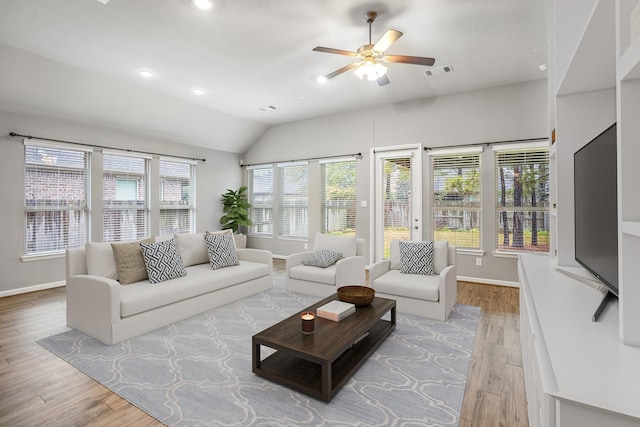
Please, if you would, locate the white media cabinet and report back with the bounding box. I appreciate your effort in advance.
[518,254,640,427]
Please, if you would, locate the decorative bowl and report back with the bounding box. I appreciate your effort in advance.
[337,285,375,306]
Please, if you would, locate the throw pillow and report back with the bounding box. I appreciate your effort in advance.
[204,232,239,270]
[140,237,187,284]
[176,233,209,267]
[302,249,343,268]
[111,237,155,285]
[398,240,436,275]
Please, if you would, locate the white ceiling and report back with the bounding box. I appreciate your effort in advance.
[0,0,547,153]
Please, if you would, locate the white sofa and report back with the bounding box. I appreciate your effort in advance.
[285,234,366,297]
[370,240,457,321]
[65,232,273,345]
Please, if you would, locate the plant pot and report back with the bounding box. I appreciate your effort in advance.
[234,233,247,249]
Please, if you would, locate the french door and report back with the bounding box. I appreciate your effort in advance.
[372,146,422,262]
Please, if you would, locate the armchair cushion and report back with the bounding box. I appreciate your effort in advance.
[313,233,357,258]
[289,264,337,285]
[302,249,343,268]
[399,240,436,275]
[373,269,440,302]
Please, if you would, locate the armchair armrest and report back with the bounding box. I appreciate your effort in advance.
[335,255,366,286]
[370,259,391,282]
[439,264,457,315]
[285,251,313,275]
[237,248,273,266]
[66,274,121,345]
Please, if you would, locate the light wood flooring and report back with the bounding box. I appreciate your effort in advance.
[0,260,527,426]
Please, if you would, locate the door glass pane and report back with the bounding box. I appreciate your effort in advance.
[382,157,412,258]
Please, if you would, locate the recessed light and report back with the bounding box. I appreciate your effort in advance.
[137,69,155,78]
[192,88,206,95]
[193,0,213,10]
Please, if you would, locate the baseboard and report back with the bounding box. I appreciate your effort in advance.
[0,280,65,298]
[457,275,520,288]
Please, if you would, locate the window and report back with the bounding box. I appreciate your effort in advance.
[321,160,356,236]
[248,166,274,235]
[160,159,195,235]
[24,142,91,255]
[279,162,308,238]
[495,145,549,253]
[431,150,481,249]
[103,152,149,242]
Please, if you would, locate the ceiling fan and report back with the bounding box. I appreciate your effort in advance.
[313,11,435,86]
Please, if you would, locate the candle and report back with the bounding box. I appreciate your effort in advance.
[301,311,315,334]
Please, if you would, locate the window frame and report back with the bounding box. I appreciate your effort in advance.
[320,158,357,236]
[247,164,274,236]
[278,161,309,239]
[159,157,196,235]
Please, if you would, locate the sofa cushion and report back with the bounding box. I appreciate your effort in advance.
[390,240,449,274]
[86,242,118,280]
[373,269,440,302]
[313,233,357,258]
[302,250,343,268]
[399,240,436,275]
[119,261,270,317]
[289,264,337,285]
[140,237,187,284]
[205,232,239,270]
[111,237,155,285]
[176,233,209,267]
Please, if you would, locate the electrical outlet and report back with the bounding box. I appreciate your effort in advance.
[476,257,482,266]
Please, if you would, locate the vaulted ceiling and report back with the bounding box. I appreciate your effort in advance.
[0,0,547,153]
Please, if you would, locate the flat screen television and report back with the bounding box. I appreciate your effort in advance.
[574,122,618,322]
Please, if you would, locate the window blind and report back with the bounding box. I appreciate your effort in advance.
[279,163,308,238]
[321,160,357,235]
[159,159,195,235]
[431,152,481,249]
[102,153,149,242]
[248,166,274,235]
[495,147,549,252]
[24,144,91,255]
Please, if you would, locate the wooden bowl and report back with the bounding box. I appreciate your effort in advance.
[337,285,375,306]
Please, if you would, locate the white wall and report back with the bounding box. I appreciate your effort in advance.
[243,79,548,285]
[0,111,242,295]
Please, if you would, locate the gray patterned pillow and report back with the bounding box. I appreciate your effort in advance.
[398,240,436,275]
[302,249,343,268]
[205,232,239,270]
[140,237,187,284]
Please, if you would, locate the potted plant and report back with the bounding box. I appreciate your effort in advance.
[220,186,253,248]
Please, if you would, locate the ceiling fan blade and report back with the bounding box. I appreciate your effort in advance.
[377,74,391,86]
[312,46,357,56]
[373,29,403,52]
[323,63,359,80]
[385,55,435,66]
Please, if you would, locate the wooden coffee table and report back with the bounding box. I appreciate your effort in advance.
[252,293,396,401]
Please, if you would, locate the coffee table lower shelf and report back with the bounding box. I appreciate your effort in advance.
[253,317,394,401]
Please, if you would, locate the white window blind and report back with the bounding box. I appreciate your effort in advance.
[495,146,549,252]
[279,163,308,238]
[431,152,481,249]
[248,166,274,235]
[102,153,149,242]
[321,160,357,235]
[160,159,195,235]
[24,143,91,255]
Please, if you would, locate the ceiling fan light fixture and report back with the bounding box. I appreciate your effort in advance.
[354,59,387,81]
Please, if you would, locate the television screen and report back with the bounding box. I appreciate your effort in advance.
[574,123,618,296]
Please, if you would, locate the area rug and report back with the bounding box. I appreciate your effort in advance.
[38,280,480,427]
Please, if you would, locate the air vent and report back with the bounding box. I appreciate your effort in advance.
[259,105,277,112]
[424,65,454,77]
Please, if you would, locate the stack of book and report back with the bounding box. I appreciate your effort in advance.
[317,300,356,321]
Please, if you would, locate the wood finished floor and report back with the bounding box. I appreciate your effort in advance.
[0,260,528,426]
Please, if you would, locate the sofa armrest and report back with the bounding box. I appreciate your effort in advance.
[66,275,121,345]
[439,264,457,314]
[335,255,366,286]
[370,259,391,282]
[237,248,273,266]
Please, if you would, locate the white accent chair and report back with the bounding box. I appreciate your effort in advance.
[370,240,457,321]
[286,233,366,297]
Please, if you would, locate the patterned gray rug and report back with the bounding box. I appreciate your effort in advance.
[38,279,479,427]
